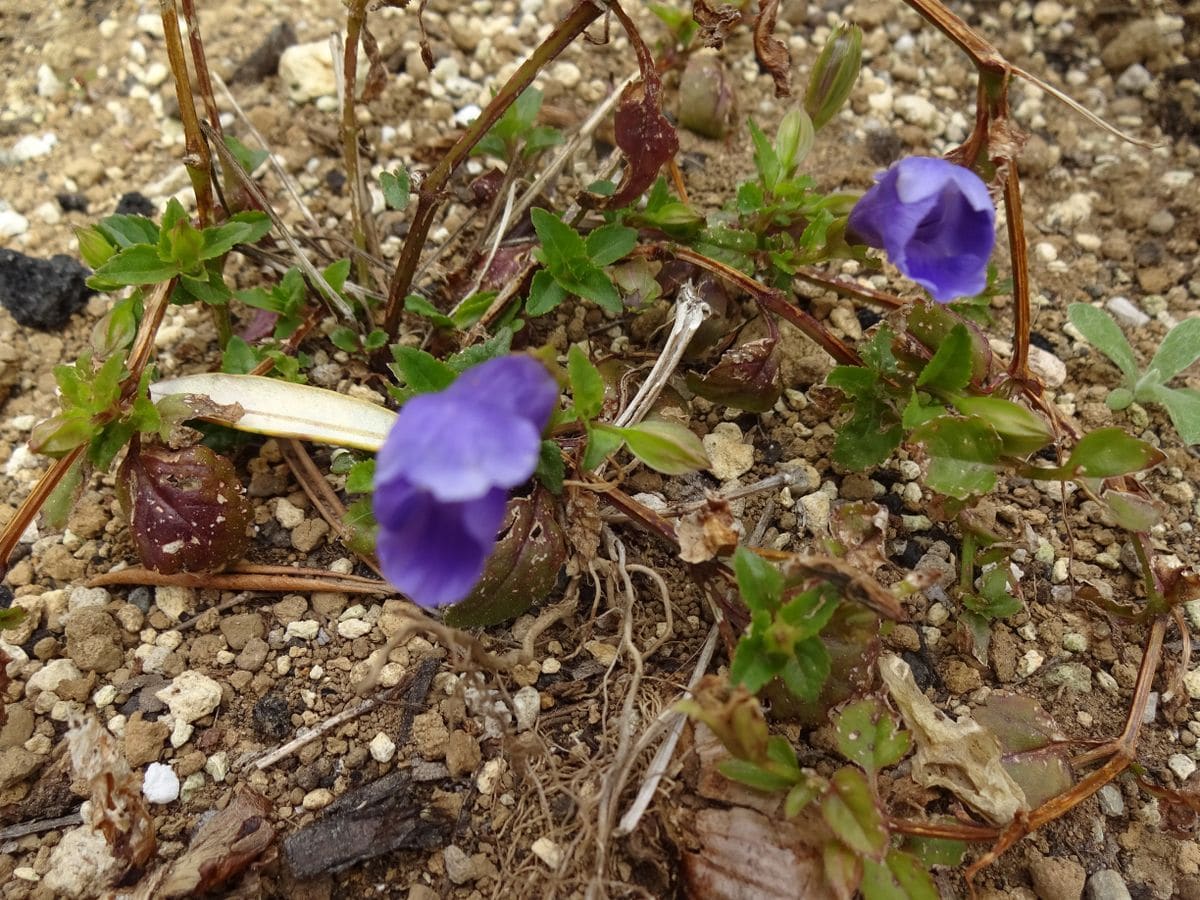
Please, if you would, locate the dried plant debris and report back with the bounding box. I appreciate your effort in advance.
[676,496,740,564]
[879,654,1027,825]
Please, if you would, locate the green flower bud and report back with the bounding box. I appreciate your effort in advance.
[774,108,815,175]
[678,52,736,140]
[805,23,863,130]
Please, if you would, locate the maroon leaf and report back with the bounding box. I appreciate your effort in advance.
[753,0,792,97]
[692,0,742,47]
[118,440,252,574]
[588,1,679,209]
[687,336,782,412]
[443,486,566,628]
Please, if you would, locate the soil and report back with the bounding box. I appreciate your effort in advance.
[2,0,1200,898]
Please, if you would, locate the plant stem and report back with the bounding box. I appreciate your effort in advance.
[160,0,215,225]
[341,0,381,291]
[380,0,606,338]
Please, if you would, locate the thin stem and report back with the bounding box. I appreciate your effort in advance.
[160,0,215,224]
[340,2,381,290]
[1002,159,1031,381]
[794,266,906,311]
[381,0,606,338]
[178,0,222,140]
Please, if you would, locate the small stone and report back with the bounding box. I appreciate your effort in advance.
[1062,632,1088,653]
[585,640,618,666]
[337,618,372,640]
[0,209,29,238]
[1096,670,1119,694]
[702,422,754,480]
[1017,649,1045,677]
[1098,784,1125,817]
[0,249,91,331]
[205,751,229,782]
[1045,662,1092,694]
[154,585,195,622]
[42,824,121,899]
[291,518,329,552]
[369,731,397,763]
[1146,210,1175,235]
[1170,753,1198,781]
[1116,63,1153,93]
[65,608,124,673]
[926,603,949,627]
[894,94,938,127]
[1086,869,1131,900]
[1105,296,1149,328]
[1031,1,1064,27]
[123,712,169,767]
[412,710,449,760]
[1100,20,1167,73]
[302,788,334,810]
[1183,670,1200,699]
[799,492,831,533]
[443,845,476,884]
[155,670,222,723]
[286,619,320,641]
[513,686,540,732]
[1028,853,1085,900]
[274,498,305,529]
[278,41,338,102]
[142,762,180,804]
[531,836,563,869]
[26,658,82,694]
[219,612,264,650]
[446,730,482,777]
[0,747,44,789]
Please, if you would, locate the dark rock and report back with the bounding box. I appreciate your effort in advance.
[866,127,903,166]
[230,22,297,84]
[253,692,292,740]
[56,192,88,213]
[0,249,91,331]
[114,191,156,217]
[128,586,153,613]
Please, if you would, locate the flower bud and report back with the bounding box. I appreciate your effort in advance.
[773,108,815,175]
[805,23,863,130]
[678,52,736,139]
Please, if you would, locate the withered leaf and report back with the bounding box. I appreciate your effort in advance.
[752,0,791,97]
[444,486,567,628]
[360,23,389,103]
[686,337,782,413]
[118,441,252,574]
[676,496,739,563]
[691,0,741,47]
[131,787,275,899]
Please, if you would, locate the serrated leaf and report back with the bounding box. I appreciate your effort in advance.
[781,638,831,702]
[443,487,566,628]
[730,631,787,693]
[616,418,710,474]
[149,373,396,451]
[565,264,623,313]
[531,208,588,270]
[916,324,972,392]
[117,442,252,574]
[733,546,784,612]
[834,400,903,471]
[585,223,638,267]
[390,345,457,393]
[526,269,568,316]
[821,766,888,859]
[345,459,375,494]
[916,415,1001,499]
[1068,303,1138,381]
[90,244,179,286]
[1063,427,1166,478]
[836,698,911,774]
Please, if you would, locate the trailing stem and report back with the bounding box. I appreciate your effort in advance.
[380,0,606,337]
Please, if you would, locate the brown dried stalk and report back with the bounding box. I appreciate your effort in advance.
[159,0,214,224]
[87,562,390,596]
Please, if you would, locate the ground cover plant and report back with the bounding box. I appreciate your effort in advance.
[0,0,1199,896]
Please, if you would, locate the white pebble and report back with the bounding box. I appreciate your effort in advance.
[369,731,397,763]
[142,763,180,804]
[1105,296,1149,328]
[513,686,540,732]
[1018,649,1044,677]
[1169,753,1197,781]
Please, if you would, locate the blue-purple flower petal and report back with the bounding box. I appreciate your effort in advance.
[847,156,996,304]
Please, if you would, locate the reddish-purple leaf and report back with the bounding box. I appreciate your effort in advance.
[687,336,782,412]
[118,441,252,574]
[753,0,792,97]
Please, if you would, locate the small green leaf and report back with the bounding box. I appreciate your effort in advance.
[952,395,1052,457]
[916,324,972,392]
[834,400,903,471]
[535,440,565,494]
[447,326,513,373]
[730,631,786,693]
[733,546,784,613]
[221,335,260,374]
[452,291,497,330]
[1102,489,1165,532]
[861,849,939,900]
[330,326,361,353]
[717,758,795,793]
[1145,317,1200,384]
[582,422,625,470]
[223,134,269,173]
[1143,383,1200,446]
[784,780,820,818]
[1068,303,1139,381]
[773,108,815,174]
[780,638,831,702]
[902,834,967,870]
[748,118,781,191]
[584,222,638,267]
[90,244,179,287]
[822,766,888,859]
[567,345,604,420]
[97,214,160,248]
[823,841,864,900]
[836,698,911,774]
[346,459,376,494]
[76,226,117,268]
[916,415,1002,499]
[380,169,411,210]
[1063,427,1166,478]
[526,269,568,316]
[616,419,710,474]
[531,208,588,270]
[199,212,271,260]
[562,263,623,313]
[390,345,456,393]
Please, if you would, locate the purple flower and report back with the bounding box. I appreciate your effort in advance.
[373,355,558,607]
[847,156,996,303]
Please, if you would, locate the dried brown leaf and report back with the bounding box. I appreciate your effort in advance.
[360,23,388,103]
[691,0,741,47]
[686,336,782,413]
[677,496,739,563]
[752,0,791,97]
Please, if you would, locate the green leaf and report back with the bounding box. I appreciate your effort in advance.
[861,850,939,900]
[733,546,784,613]
[1062,427,1166,478]
[522,125,563,157]
[380,169,411,210]
[916,324,972,392]
[323,257,352,293]
[561,262,623,313]
[76,225,117,268]
[447,326,512,372]
[90,243,179,286]
[780,638,830,701]
[97,214,160,248]
[346,459,376,493]
[834,400,903,471]
[1144,384,1200,446]
[748,118,781,191]
[390,346,456,393]
[223,134,269,173]
[952,395,1052,457]
[526,269,568,316]
[901,392,944,429]
[615,419,710,474]
[330,326,361,353]
[531,207,588,270]
[916,415,1002,499]
[773,108,815,174]
[717,758,795,793]
[730,630,786,693]
[567,345,604,420]
[836,699,911,774]
[452,291,497,330]
[201,211,271,260]
[585,223,638,267]
[535,440,565,494]
[1146,317,1200,384]
[221,335,260,374]
[784,780,820,818]
[1068,303,1139,382]
[823,841,864,900]
[582,422,625,470]
[29,412,96,457]
[822,766,888,859]
[902,834,967,870]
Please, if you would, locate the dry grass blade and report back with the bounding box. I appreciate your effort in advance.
[87,563,390,595]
